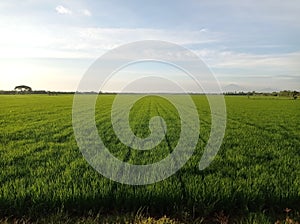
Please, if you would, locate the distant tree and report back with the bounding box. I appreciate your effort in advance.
[279,90,290,97]
[279,90,298,99]
[271,92,278,97]
[14,85,32,93]
[292,91,298,100]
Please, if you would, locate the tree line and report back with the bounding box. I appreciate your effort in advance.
[224,90,299,99]
[0,85,299,99]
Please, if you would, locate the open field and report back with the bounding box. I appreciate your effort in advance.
[0,94,300,223]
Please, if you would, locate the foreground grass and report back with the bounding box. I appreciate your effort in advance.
[0,94,299,223]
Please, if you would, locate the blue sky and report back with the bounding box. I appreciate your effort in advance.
[0,0,299,91]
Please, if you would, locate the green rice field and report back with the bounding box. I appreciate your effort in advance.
[0,94,299,223]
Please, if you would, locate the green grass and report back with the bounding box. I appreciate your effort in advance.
[0,94,299,223]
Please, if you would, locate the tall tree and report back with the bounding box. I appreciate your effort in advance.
[14,85,32,92]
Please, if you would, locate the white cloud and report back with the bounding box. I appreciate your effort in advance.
[1,22,298,79]
[82,9,91,17]
[58,27,219,54]
[195,49,300,72]
[194,49,300,91]
[0,25,219,58]
[55,5,72,15]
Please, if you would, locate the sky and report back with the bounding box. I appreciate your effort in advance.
[0,0,299,92]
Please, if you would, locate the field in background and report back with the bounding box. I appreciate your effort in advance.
[0,94,299,223]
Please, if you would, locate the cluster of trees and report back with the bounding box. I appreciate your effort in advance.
[14,85,32,92]
[224,90,299,99]
[277,90,299,99]
[0,85,75,95]
[0,85,33,95]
